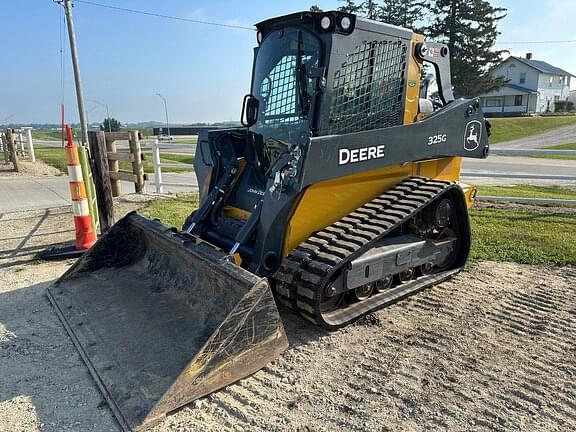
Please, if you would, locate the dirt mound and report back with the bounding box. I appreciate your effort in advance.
[0,160,63,177]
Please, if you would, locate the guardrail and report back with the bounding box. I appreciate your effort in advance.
[462,147,576,205]
[150,140,195,193]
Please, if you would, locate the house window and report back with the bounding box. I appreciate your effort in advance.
[485,98,501,107]
[549,76,553,87]
[514,95,523,106]
[554,95,560,102]
[559,76,563,84]
[519,72,526,84]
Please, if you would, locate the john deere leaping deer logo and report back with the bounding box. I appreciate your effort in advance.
[464,120,482,151]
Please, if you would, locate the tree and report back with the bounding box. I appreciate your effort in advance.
[339,0,427,28]
[427,0,507,97]
[338,0,362,14]
[101,117,121,132]
[379,0,429,30]
[362,0,379,19]
[309,5,323,12]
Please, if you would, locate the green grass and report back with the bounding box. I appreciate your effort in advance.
[34,146,68,172]
[117,152,194,174]
[520,142,576,161]
[172,137,198,145]
[141,187,576,267]
[477,184,576,201]
[31,130,62,141]
[141,194,198,227]
[470,208,576,266]
[489,116,576,144]
[35,145,194,174]
[549,143,576,150]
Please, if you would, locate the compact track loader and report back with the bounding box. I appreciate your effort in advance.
[48,10,489,431]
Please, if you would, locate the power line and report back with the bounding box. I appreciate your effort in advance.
[73,0,255,31]
[496,39,576,45]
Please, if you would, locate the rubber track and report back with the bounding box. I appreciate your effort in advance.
[274,176,463,329]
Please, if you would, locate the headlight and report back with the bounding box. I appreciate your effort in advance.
[340,16,352,31]
[320,15,332,30]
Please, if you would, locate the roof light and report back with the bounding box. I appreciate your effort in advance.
[320,15,332,31]
[340,16,352,31]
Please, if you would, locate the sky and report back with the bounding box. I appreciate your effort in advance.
[1,0,576,125]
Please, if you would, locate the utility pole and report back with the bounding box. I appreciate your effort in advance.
[55,0,100,236]
[156,93,171,138]
[57,0,89,146]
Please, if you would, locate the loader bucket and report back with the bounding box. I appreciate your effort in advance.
[47,212,288,431]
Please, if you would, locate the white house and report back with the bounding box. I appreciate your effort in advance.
[479,53,574,114]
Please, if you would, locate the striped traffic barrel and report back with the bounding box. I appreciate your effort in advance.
[65,125,97,250]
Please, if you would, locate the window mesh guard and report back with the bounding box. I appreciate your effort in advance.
[261,56,299,126]
[327,39,407,135]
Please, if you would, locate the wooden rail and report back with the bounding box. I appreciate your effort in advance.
[104,131,146,196]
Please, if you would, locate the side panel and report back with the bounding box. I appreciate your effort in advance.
[283,163,413,256]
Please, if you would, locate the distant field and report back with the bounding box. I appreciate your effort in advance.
[171,137,198,144]
[477,184,576,201]
[489,116,576,144]
[31,130,62,141]
[32,127,157,141]
[529,142,576,160]
[34,145,194,174]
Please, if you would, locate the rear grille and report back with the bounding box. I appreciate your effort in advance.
[325,39,408,135]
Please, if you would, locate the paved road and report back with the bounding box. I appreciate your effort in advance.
[8,126,574,214]
[0,173,198,213]
[494,123,576,149]
[462,156,576,187]
[3,155,574,213]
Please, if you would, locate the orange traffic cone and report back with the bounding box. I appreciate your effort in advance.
[64,125,97,250]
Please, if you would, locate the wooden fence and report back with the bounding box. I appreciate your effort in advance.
[103,131,146,196]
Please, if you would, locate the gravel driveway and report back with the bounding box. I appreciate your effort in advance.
[1,205,574,432]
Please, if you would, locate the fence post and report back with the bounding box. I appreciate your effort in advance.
[104,133,121,197]
[17,130,26,157]
[26,129,35,162]
[151,139,163,193]
[88,130,114,233]
[1,132,8,163]
[128,130,145,193]
[5,129,20,172]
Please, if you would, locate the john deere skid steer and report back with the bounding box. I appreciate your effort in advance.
[48,10,489,431]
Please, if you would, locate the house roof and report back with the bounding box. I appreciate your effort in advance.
[510,56,575,77]
[481,83,537,97]
[506,83,538,94]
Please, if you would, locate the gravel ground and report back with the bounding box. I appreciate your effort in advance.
[1,198,575,432]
